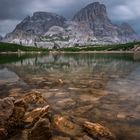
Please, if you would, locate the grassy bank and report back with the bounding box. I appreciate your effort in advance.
[0,42,49,52]
[0,41,140,53]
[59,42,140,52]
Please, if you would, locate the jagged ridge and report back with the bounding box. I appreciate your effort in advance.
[2,2,139,48]
[73,2,138,41]
[14,12,66,35]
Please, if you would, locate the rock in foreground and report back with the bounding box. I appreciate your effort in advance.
[0,92,116,140]
[28,118,52,140]
[84,121,116,140]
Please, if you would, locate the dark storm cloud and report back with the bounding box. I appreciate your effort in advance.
[0,0,32,20]
[0,0,140,35]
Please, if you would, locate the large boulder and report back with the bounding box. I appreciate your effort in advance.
[28,118,52,140]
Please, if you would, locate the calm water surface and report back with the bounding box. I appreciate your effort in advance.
[0,53,140,140]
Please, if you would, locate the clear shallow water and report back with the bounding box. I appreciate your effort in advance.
[0,53,140,140]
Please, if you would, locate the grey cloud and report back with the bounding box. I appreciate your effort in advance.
[0,0,32,20]
[0,20,20,36]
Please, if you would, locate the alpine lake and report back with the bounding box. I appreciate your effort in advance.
[0,52,140,140]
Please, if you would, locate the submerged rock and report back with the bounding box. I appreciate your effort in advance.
[9,130,29,140]
[0,97,15,124]
[75,135,94,140]
[52,136,71,140]
[24,105,50,124]
[0,128,8,139]
[84,121,116,140]
[28,118,52,140]
[53,115,82,136]
[116,113,126,119]
[0,92,119,140]
[0,97,15,139]
[21,92,47,106]
[8,106,26,129]
[14,91,47,112]
[8,92,47,128]
[0,92,49,139]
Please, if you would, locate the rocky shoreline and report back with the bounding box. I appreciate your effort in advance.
[0,92,116,140]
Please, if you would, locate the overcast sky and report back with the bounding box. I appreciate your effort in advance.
[0,0,140,36]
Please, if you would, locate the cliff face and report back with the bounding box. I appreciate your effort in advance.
[73,2,112,37]
[13,12,66,36]
[3,2,139,47]
[73,2,138,42]
[4,30,38,46]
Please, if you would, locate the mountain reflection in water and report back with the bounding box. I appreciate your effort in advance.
[0,53,140,140]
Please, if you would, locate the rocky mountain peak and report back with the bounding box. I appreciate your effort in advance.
[13,12,66,35]
[73,2,110,23]
[72,2,138,42]
[32,12,62,20]
[118,22,138,41]
[72,2,113,38]
[120,23,136,35]
[3,2,139,46]
[85,2,107,16]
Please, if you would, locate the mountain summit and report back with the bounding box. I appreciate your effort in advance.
[14,12,66,35]
[73,2,137,41]
[3,2,139,48]
[73,2,110,24]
